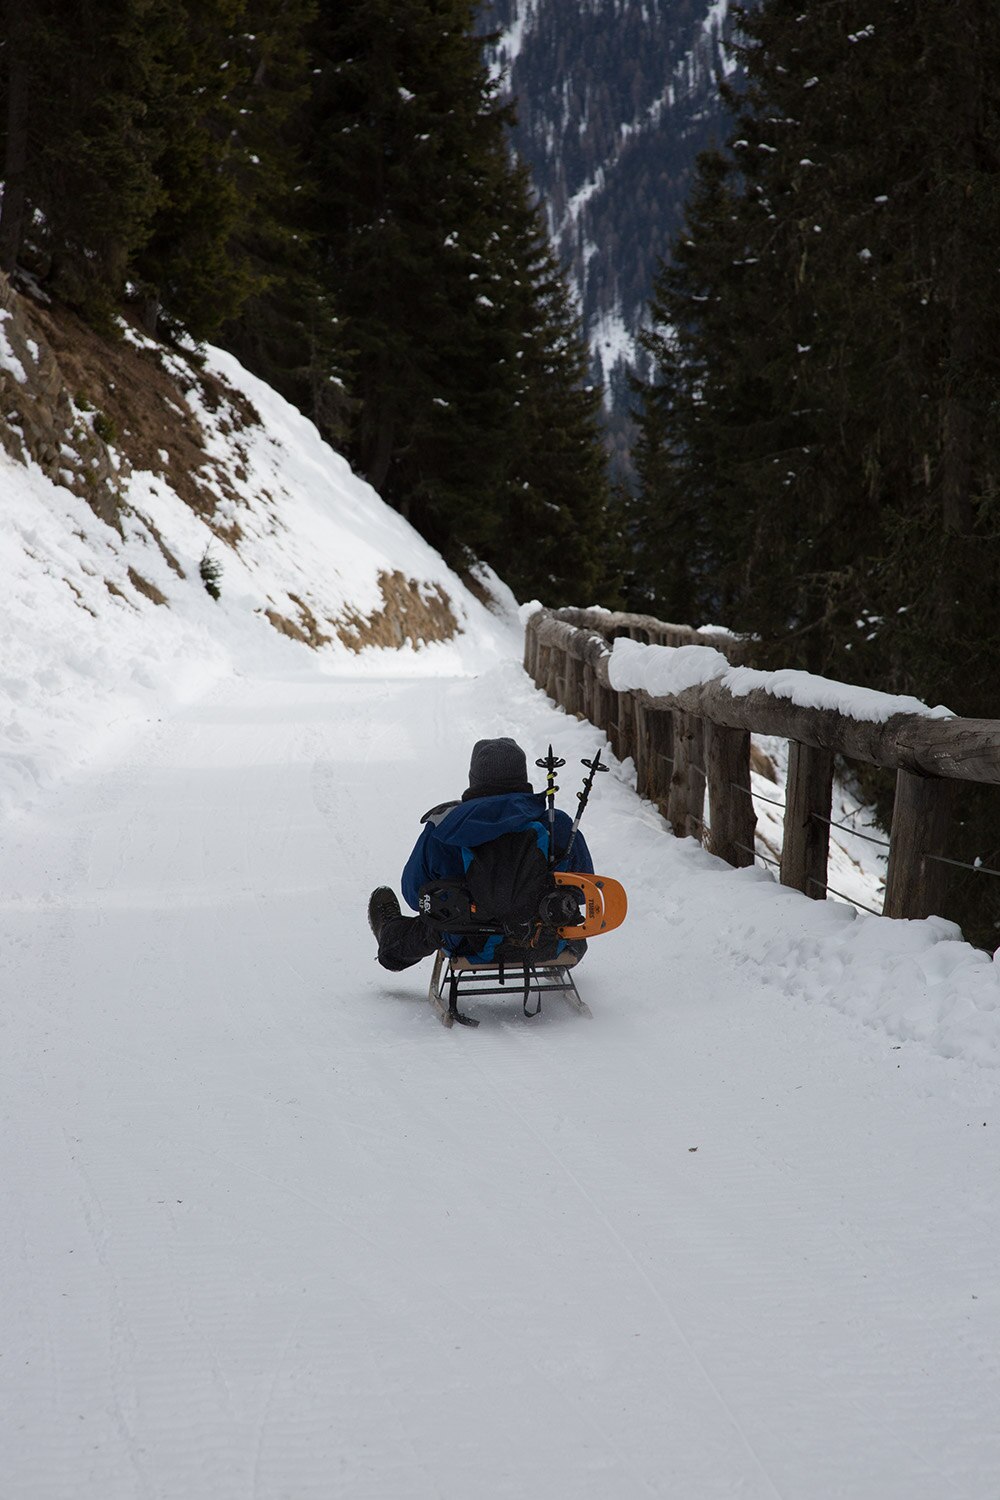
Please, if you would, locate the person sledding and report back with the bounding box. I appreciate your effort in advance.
[367,736,595,974]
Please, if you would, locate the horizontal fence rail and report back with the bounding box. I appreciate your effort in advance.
[524,606,1000,925]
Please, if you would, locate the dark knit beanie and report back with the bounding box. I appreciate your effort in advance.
[468,737,530,793]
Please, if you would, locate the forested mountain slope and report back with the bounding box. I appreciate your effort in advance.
[482,0,740,415]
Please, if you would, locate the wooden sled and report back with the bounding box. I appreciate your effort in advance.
[428,948,592,1029]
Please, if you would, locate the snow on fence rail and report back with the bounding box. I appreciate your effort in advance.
[524,606,1000,924]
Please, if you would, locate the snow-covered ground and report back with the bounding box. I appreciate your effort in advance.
[3,339,1000,1498]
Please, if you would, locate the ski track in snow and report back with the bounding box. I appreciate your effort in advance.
[3,649,1000,1498]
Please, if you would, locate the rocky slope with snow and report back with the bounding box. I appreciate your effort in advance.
[0,275,517,821]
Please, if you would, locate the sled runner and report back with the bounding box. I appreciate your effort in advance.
[428,947,592,1029]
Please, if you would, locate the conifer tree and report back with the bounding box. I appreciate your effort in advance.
[0,0,32,274]
[634,1,1000,685]
[307,0,614,598]
[0,0,316,341]
[0,0,169,321]
[132,0,292,341]
[214,0,349,442]
[309,0,515,525]
[490,173,616,603]
[631,148,759,627]
[126,3,241,336]
[633,0,1000,935]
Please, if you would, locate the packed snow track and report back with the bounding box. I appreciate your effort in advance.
[3,651,999,1499]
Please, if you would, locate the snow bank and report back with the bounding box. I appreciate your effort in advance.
[609,635,954,721]
[666,850,1000,1067]
[0,329,517,822]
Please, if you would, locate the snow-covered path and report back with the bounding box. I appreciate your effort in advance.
[3,651,1000,1499]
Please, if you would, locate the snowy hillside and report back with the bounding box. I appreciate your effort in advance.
[3,317,1000,1498]
[0,316,517,823]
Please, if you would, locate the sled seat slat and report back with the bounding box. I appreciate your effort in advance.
[449,950,581,973]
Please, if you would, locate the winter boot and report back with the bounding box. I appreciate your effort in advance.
[367,886,401,941]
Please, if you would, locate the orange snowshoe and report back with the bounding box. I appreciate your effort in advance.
[551,872,628,939]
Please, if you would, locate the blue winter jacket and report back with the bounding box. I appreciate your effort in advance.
[401,791,594,961]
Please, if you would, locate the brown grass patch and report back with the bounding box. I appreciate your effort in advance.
[18,294,258,532]
[750,742,779,783]
[208,519,243,549]
[264,608,312,646]
[458,566,493,610]
[132,513,186,578]
[336,570,458,652]
[262,594,332,649]
[261,571,461,654]
[287,594,332,648]
[458,563,510,618]
[127,567,168,606]
[62,577,97,616]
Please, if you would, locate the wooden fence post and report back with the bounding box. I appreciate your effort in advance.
[605,687,619,752]
[616,690,637,764]
[568,655,585,717]
[780,741,834,897]
[883,769,956,919]
[590,675,606,734]
[705,723,756,868]
[668,712,706,840]
[598,673,612,731]
[561,653,578,715]
[633,699,651,796]
[523,615,539,679]
[535,642,550,692]
[645,708,674,819]
[545,646,562,704]
[580,660,594,723]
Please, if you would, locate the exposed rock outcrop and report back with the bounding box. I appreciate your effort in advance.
[0,274,472,654]
[0,271,123,525]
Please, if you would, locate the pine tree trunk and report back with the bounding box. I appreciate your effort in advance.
[366,405,395,496]
[0,1,31,275]
[941,189,976,523]
[939,0,981,538]
[140,291,161,337]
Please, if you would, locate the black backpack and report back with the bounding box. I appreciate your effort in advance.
[418,829,582,962]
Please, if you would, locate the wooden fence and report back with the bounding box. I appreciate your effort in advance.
[524,606,1000,923]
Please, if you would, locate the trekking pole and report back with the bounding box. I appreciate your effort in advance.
[535,744,565,867]
[562,749,609,866]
